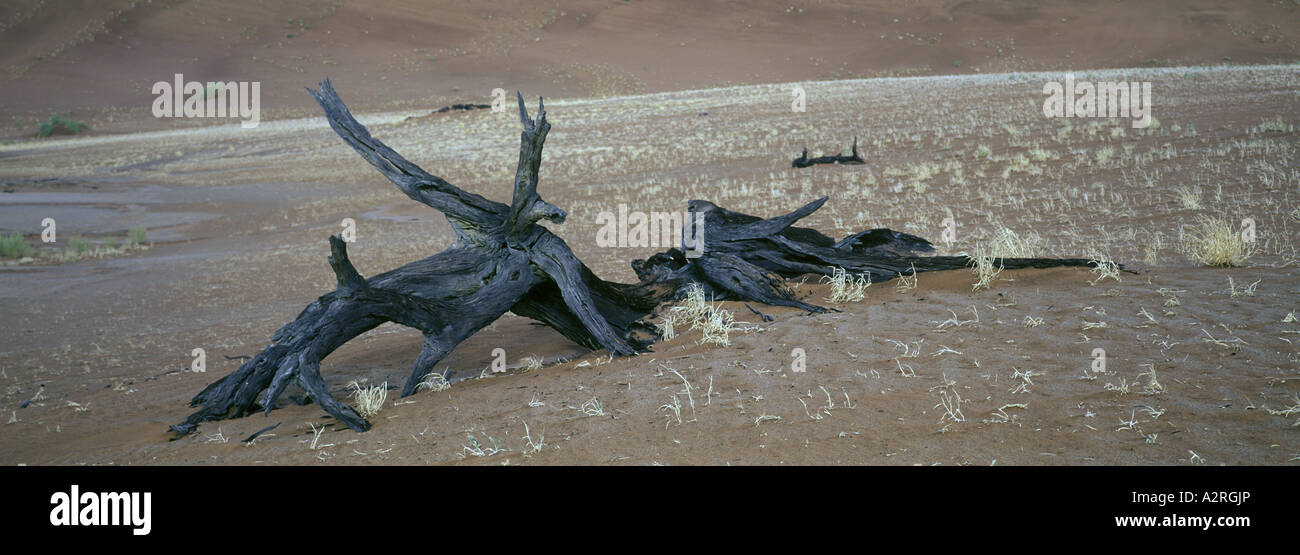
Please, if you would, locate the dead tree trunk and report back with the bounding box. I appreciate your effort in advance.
[172,80,634,434]
[172,80,1117,435]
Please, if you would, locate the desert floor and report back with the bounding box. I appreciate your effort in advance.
[0,1,1298,465]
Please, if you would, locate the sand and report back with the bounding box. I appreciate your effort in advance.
[0,1,1297,466]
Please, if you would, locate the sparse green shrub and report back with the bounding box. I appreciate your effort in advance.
[1253,117,1292,134]
[67,237,93,254]
[127,226,147,246]
[0,233,34,258]
[37,114,88,137]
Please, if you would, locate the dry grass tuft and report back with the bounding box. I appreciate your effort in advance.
[821,266,871,303]
[521,355,544,371]
[668,283,739,346]
[580,397,605,417]
[669,283,712,324]
[348,380,388,419]
[986,226,1044,258]
[1265,394,1300,426]
[697,305,737,346]
[968,245,1004,291]
[1182,216,1255,267]
[1174,186,1202,210]
[657,311,680,341]
[894,263,918,293]
[416,372,451,393]
[1087,250,1122,284]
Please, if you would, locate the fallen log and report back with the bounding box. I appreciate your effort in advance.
[401,103,493,124]
[792,137,865,167]
[172,80,1116,435]
[434,103,491,113]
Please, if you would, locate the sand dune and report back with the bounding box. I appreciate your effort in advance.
[1,58,1296,465]
[2,0,1298,139]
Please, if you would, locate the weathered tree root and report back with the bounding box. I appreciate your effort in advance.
[171,80,1122,435]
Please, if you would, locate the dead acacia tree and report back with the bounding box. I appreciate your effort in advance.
[172,80,1111,435]
[173,80,643,434]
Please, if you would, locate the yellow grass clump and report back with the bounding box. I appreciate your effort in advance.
[1182,217,1255,267]
[968,245,1004,291]
[416,372,451,393]
[821,266,871,303]
[986,226,1044,258]
[668,283,738,346]
[348,380,388,418]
